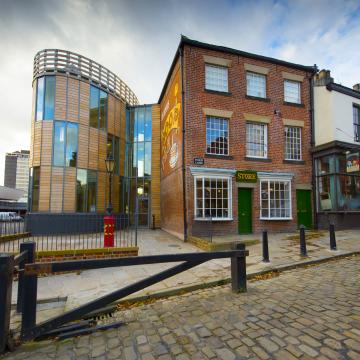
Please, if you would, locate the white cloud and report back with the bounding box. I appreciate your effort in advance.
[0,0,359,184]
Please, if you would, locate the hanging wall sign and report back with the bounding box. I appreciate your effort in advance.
[235,170,258,183]
[346,152,360,173]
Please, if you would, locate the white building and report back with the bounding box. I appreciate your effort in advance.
[314,70,360,229]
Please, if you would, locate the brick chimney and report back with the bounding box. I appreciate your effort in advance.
[353,84,360,92]
[314,69,334,86]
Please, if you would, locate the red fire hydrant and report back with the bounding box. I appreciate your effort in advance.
[104,215,115,247]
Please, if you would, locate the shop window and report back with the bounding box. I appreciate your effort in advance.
[246,72,266,98]
[30,167,40,212]
[53,121,78,167]
[206,116,229,155]
[194,176,232,220]
[205,64,228,92]
[353,105,360,142]
[260,179,291,219]
[284,80,301,104]
[284,126,302,160]
[76,169,97,212]
[89,85,107,130]
[317,175,335,211]
[36,76,55,121]
[337,175,360,211]
[246,122,267,158]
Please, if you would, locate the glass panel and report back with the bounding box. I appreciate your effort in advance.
[144,142,151,176]
[246,122,266,157]
[66,123,78,167]
[137,109,144,142]
[317,175,335,210]
[107,134,113,159]
[137,143,144,177]
[205,64,228,92]
[316,156,335,175]
[76,169,87,212]
[44,76,55,120]
[31,167,40,211]
[284,80,301,104]
[145,107,152,141]
[53,121,65,166]
[144,178,150,197]
[87,170,97,212]
[247,72,266,98]
[36,77,44,121]
[99,90,107,130]
[89,86,99,128]
[336,175,360,211]
[206,116,229,155]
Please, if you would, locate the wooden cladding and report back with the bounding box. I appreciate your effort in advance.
[97,171,106,213]
[108,95,115,135]
[67,78,79,122]
[79,82,90,126]
[41,121,53,166]
[88,127,99,170]
[39,166,51,211]
[50,167,63,213]
[63,168,76,212]
[151,105,161,227]
[54,76,67,119]
[78,124,89,168]
[33,122,42,167]
[98,132,107,172]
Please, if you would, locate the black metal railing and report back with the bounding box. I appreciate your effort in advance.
[0,219,26,237]
[0,242,248,351]
[0,214,137,253]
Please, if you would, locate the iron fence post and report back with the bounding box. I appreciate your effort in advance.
[262,230,270,262]
[17,243,30,313]
[329,223,337,250]
[21,242,37,340]
[299,225,307,257]
[0,254,14,354]
[231,243,247,293]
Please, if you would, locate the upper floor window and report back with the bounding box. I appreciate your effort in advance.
[36,76,55,121]
[284,126,302,160]
[205,64,228,92]
[90,85,107,130]
[284,80,301,104]
[246,72,266,98]
[246,122,268,158]
[206,116,229,155]
[353,105,360,142]
[53,121,78,167]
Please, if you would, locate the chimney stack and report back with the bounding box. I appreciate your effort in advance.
[353,84,360,93]
[314,69,334,86]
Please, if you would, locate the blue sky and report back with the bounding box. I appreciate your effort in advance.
[0,0,359,184]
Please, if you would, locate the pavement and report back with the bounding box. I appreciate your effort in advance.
[3,255,360,359]
[9,229,360,312]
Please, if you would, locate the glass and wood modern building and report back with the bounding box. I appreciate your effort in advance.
[28,50,160,230]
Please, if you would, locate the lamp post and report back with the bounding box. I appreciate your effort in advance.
[104,155,115,248]
[105,155,115,215]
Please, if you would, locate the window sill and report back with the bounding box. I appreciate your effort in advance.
[245,95,270,102]
[283,101,305,108]
[205,153,234,160]
[260,217,293,221]
[283,160,305,165]
[194,217,233,221]
[204,89,232,96]
[245,157,271,162]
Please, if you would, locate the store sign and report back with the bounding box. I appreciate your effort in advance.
[346,152,360,173]
[236,170,257,183]
[194,157,204,165]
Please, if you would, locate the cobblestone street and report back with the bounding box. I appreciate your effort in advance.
[3,256,360,360]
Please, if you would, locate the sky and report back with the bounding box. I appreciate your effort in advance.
[0,0,359,185]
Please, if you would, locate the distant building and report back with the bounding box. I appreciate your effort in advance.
[4,150,30,202]
[0,185,27,213]
[314,70,360,229]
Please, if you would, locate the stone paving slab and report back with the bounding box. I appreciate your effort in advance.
[10,229,360,316]
[3,256,360,359]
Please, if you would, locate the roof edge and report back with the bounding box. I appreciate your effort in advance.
[326,82,360,100]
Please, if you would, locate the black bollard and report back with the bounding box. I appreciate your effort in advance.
[299,225,307,257]
[262,230,270,262]
[329,223,337,250]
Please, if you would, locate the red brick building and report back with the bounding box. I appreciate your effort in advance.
[159,36,316,239]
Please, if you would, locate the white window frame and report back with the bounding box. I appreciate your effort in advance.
[206,116,229,156]
[284,126,302,161]
[259,178,292,220]
[246,72,266,98]
[194,175,233,221]
[284,79,301,104]
[246,122,268,158]
[205,64,228,92]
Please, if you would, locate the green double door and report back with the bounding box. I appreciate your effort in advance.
[238,188,252,234]
[296,190,312,229]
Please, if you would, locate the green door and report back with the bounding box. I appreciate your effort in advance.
[238,188,252,234]
[296,190,312,229]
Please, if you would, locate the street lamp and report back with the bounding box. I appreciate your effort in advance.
[105,155,115,215]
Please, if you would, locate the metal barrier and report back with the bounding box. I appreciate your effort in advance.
[0,242,248,351]
[0,219,25,236]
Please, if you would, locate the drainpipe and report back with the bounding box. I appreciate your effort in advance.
[179,47,188,241]
[310,66,318,229]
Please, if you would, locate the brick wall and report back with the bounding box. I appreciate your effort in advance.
[182,44,314,235]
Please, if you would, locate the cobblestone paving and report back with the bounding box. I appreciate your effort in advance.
[3,256,360,360]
